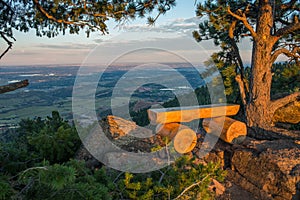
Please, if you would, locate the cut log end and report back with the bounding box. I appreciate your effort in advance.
[203,117,247,143]
[156,123,197,154]
[173,129,197,154]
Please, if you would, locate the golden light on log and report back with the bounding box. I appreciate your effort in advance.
[148,104,240,124]
[156,123,197,154]
[202,117,247,143]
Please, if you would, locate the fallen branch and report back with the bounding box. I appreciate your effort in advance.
[174,172,212,200]
[0,79,29,94]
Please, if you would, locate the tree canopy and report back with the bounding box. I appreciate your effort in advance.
[0,0,176,59]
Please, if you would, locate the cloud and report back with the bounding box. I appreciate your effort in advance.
[10,50,40,56]
[123,17,200,35]
[97,31,220,53]
[93,38,104,43]
[80,32,218,66]
[34,43,97,50]
[2,42,96,66]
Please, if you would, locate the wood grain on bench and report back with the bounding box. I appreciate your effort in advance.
[147,104,240,124]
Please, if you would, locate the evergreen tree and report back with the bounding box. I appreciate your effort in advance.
[193,0,300,129]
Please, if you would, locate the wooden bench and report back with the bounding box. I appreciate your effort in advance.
[147,104,247,154]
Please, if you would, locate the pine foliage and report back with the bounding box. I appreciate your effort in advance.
[115,156,226,200]
[0,111,226,199]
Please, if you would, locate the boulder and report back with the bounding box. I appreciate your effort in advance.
[200,138,300,200]
[106,115,137,139]
[230,139,300,200]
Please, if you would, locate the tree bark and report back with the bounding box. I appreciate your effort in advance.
[246,0,275,129]
[235,75,247,106]
[0,80,29,94]
[227,0,300,130]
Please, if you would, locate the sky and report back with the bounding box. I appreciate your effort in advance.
[0,0,253,66]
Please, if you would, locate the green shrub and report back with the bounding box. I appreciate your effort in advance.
[0,175,14,200]
[16,160,112,200]
[1,111,226,199]
[115,156,226,200]
[19,111,81,164]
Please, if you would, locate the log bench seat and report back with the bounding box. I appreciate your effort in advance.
[147,104,247,154]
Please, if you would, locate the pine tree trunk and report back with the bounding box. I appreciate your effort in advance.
[246,0,275,129]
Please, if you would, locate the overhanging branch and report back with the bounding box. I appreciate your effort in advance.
[0,32,15,60]
[0,80,29,94]
[33,0,107,33]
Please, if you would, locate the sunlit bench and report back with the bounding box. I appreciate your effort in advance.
[147,104,247,154]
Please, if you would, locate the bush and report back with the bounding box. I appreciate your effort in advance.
[0,176,14,200]
[16,160,112,200]
[0,111,226,199]
[1,111,81,174]
[20,111,81,164]
[115,156,226,200]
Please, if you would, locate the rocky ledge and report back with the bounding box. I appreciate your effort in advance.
[76,115,300,199]
[201,138,300,200]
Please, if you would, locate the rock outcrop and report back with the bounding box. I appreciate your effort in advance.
[106,115,137,139]
[76,115,300,199]
[200,138,300,200]
[101,115,162,152]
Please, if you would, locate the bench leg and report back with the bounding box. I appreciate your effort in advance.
[156,123,197,154]
[202,117,247,143]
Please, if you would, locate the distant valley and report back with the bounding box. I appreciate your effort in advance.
[0,64,206,131]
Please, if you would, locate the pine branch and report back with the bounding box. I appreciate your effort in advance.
[271,46,300,63]
[32,0,171,33]
[274,22,300,38]
[0,0,13,13]
[227,6,257,39]
[33,0,107,33]
[174,170,213,200]
[158,169,166,184]
[0,32,15,60]
[270,91,300,112]
[17,177,35,197]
